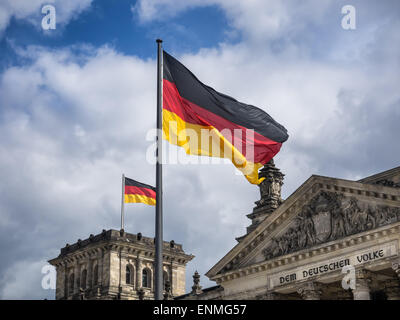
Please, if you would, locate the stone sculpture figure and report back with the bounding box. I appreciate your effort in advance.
[330,200,346,240]
[303,206,316,247]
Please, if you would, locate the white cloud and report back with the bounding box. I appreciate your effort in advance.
[0,0,93,34]
[132,0,208,23]
[132,0,335,41]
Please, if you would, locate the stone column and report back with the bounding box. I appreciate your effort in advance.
[152,262,155,292]
[84,257,90,290]
[297,282,321,300]
[54,264,64,300]
[384,279,400,300]
[118,248,122,290]
[136,256,142,289]
[63,263,68,299]
[87,258,93,290]
[73,260,80,296]
[352,269,372,300]
[169,259,174,295]
[99,249,104,288]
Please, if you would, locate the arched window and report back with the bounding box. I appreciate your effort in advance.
[93,265,98,286]
[126,265,134,285]
[142,268,151,288]
[81,269,87,289]
[69,273,74,296]
[163,271,169,291]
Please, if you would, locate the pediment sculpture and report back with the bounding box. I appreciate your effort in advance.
[263,191,400,260]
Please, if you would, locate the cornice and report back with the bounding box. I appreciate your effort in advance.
[49,236,194,267]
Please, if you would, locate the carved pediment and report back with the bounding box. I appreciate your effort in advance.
[206,173,400,280]
[262,191,400,261]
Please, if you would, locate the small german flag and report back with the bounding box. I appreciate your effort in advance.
[162,51,289,184]
[124,177,156,206]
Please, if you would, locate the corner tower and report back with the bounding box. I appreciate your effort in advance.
[48,229,194,300]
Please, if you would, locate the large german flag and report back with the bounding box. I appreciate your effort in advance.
[162,51,289,184]
[124,177,156,206]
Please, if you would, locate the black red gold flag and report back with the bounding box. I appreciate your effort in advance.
[124,177,156,206]
[162,50,289,184]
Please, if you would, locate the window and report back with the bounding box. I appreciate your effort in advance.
[142,268,151,288]
[93,265,98,286]
[163,271,169,291]
[126,265,134,285]
[81,269,87,289]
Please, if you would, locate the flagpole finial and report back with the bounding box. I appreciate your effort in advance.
[156,39,163,43]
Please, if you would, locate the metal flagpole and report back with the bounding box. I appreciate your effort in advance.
[155,39,163,300]
[121,173,125,230]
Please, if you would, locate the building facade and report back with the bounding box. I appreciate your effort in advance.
[48,229,193,300]
[180,163,400,300]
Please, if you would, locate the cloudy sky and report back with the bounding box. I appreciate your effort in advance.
[0,0,399,299]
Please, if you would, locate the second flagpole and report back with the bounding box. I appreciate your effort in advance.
[154,38,163,300]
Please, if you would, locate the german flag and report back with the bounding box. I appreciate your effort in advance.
[162,51,289,184]
[124,177,156,206]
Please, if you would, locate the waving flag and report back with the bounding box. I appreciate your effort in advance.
[162,51,288,184]
[124,177,156,206]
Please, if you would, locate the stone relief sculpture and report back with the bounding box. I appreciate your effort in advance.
[263,191,400,260]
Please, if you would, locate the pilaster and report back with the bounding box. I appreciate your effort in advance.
[136,255,142,289]
[352,269,372,300]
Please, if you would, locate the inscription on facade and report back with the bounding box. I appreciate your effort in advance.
[279,258,350,285]
[271,243,396,288]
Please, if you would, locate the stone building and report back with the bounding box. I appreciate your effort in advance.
[178,162,400,300]
[48,229,193,300]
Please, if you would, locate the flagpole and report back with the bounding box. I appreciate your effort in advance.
[155,38,163,300]
[121,173,125,230]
